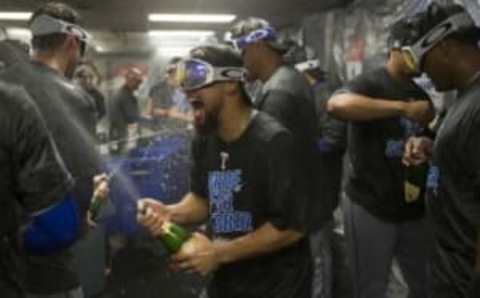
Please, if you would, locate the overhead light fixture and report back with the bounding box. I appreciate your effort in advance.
[148,30,215,38]
[0,12,32,21]
[149,14,236,23]
[95,45,105,53]
[6,27,31,39]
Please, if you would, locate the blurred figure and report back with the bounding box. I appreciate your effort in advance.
[0,39,30,72]
[296,59,346,298]
[75,64,106,121]
[400,4,480,298]
[108,67,143,153]
[0,81,77,298]
[146,57,192,130]
[229,17,318,297]
[327,17,435,298]
[0,2,107,298]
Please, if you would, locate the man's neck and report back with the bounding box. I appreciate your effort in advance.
[258,54,283,83]
[453,52,480,92]
[32,52,65,76]
[218,100,252,143]
[385,58,410,83]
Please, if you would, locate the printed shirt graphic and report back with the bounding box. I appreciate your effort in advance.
[208,169,253,235]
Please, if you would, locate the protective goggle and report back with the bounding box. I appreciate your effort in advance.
[30,14,92,56]
[231,27,277,52]
[176,58,246,91]
[400,12,476,73]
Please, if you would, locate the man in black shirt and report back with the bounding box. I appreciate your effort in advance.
[399,4,480,298]
[0,3,105,297]
[138,45,311,298]
[0,81,75,298]
[229,19,321,296]
[108,67,143,152]
[296,59,346,298]
[327,19,435,298]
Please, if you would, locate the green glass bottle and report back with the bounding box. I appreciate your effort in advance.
[88,195,104,222]
[404,162,429,203]
[160,221,191,254]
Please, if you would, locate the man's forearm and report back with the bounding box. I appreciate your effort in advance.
[214,222,303,266]
[327,93,407,121]
[167,192,209,225]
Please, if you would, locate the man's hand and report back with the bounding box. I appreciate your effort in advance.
[93,173,109,201]
[87,174,110,227]
[402,136,434,166]
[403,101,434,126]
[173,233,220,276]
[137,198,171,237]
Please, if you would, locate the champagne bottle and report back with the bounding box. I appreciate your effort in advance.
[159,221,191,254]
[88,194,104,222]
[404,162,429,203]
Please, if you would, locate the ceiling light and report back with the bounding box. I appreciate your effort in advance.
[95,45,105,53]
[148,30,215,38]
[149,14,236,23]
[6,27,31,39]
[0,12,32,21]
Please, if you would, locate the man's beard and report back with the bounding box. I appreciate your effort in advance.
[194,111,218,135]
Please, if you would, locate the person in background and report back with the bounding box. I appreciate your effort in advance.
[108,67,144,152]
[146,57,192,130]
[75,64,106,122]
[296,59,346,298]
[229,18,319,297]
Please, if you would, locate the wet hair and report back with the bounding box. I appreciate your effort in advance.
[29,2,80,52]
[405,3,480,47]
[189,45,252,106]
[229,17,288,54]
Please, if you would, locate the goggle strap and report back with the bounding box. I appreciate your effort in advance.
[30,15,91,44]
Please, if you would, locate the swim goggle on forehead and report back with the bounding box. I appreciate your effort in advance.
[30,14,92,56]
[400,12,476,73]
[231,27,277,53]
[176,58,246,92]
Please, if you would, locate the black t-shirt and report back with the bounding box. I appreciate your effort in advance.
[427,81,480,297]
[109,86,140,140]
[0,61,101,293]
[257,65,319,229]
[0,82,72,297]
[191,112,311,298]
[341,67,430,222]
[311,74,347,227]
[86,87,106,120]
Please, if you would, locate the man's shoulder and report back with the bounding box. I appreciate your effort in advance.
[249,112,291,144]
[264,65,310,95]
